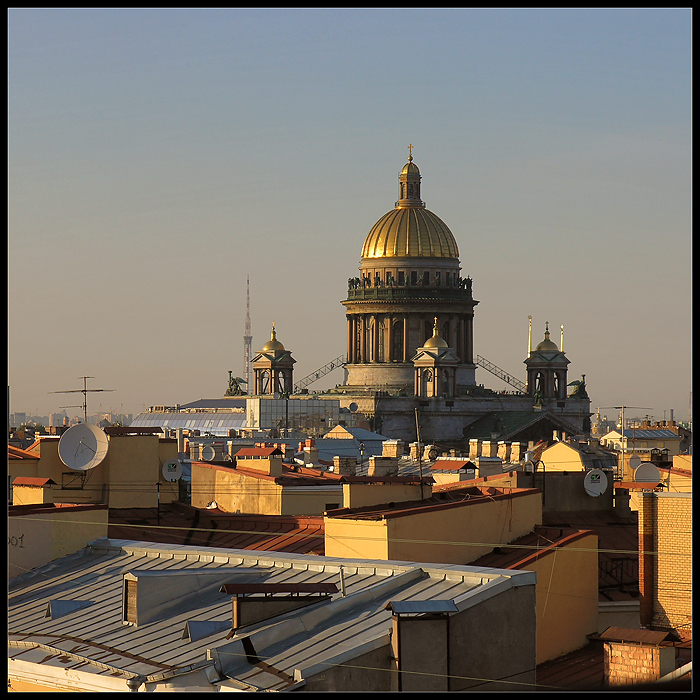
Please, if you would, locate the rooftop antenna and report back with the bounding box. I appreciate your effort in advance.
[243,275,253,390]
[599,404,652,478]
[49,376,115,424]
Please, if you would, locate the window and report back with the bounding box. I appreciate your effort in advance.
[423,271,429,285]
[398,270,405,286]
[411,271,418,286]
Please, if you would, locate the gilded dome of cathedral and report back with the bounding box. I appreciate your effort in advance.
[261,324,285,353]
[361,154,459,260]
[535,324,559,353]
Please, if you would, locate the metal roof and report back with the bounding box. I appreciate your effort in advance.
[385,599,458,614]
[622,429,679,439]
[597,626,679,645]
[9,539,534,691]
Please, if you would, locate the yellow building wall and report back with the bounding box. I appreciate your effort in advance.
[104,436,178,508]
[8,506,109,579]
[325,492,541,565]
[527,533,599,664]
[540,442,585,472]
[324,518,390,560]
[281,489,342,516]
[653,495,692,631]
[9,435,179,509]
[342,482,429,509]
[191,463,284,514]
[385,492,542,564]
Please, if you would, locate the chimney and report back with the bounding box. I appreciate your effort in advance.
[382,439,404,457]
[367,456,398,476]
[469,439,482,459]
[509,442,526,463]
[601,628,677,687]
[333,456,356,476]
[481,440,498,458]
[497,441,511,462]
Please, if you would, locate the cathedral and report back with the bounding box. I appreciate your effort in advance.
[254,150,592,448]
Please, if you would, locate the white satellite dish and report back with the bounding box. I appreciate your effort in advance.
[58,423,109,471]
[634,462,661,484]
[584,469,608,497]
[162,460,183,482]
[629,455,641,471]
[201,445,216,461]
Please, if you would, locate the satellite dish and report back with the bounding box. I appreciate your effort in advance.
[58,423,109,471]
[201,445,216,461]
[584,469,608,497]
[349,402,358,413]
[629,455,641,470]
[162,460,183,482]
[634,462,661,484]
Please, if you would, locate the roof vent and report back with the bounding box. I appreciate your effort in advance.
[220,582,337,634]
[181,619,231,642]
[45,599,94,619]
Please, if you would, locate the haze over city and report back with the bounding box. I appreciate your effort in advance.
[9,8,691,424]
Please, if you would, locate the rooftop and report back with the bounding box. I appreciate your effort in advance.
[9,538,534,691]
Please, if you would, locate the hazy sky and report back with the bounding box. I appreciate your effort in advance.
[9,8,692,424]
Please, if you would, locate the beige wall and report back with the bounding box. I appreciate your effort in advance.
[191,462,283,514]
[540,442,585,471]
[8,435,179,509]
[8,505,109,579]
[526,533,599,664]
[281,488,343,516]
[342,482,429,509]
[324,518,390,560]
[325,491,541,565]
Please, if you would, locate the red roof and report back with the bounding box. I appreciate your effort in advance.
[12,476,56,487]
[108,503,325,555]
[430,459,475,471]
[7,445,39,460]
[235,447,283,458]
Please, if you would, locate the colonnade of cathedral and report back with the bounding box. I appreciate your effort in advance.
[346,313,474,365]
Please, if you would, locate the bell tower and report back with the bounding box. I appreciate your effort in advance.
[252,324,296,396]
[524,322,570,405]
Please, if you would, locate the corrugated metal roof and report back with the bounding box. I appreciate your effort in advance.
[8,539,533,691]
[107,504,326,555]
[220,583,337,595]
[385,599,458,614]
[623,429,679,439]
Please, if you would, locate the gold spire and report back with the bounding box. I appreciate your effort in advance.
[424,317,448,348]
[261,322,285,353]
[408,143,413,162]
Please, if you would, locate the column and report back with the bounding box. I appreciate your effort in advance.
[347,316,353,364]
[403,316,409,363]
[387,316,393,362]
[360,316,367,364]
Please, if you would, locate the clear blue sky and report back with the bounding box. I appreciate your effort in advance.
[9,8,692,424]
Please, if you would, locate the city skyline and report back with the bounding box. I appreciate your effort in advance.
[9,8,692,422]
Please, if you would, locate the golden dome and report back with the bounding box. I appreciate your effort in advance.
[261,324,285,353]
[362,154,459,259]
[423,318,449,348]
[362,207,459,259]
[535,324,558,352]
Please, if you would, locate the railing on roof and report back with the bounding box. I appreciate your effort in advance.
[475,355,527,394]
[294,354,347,394]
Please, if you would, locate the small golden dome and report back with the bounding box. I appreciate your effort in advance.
[261,324,285,353]
[424,318,448,348]
[362,207,459,259]
[535,324,558,352]
[401,160,420,175]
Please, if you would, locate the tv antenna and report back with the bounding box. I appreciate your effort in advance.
[599,405,652,478]
[50,376,115,423]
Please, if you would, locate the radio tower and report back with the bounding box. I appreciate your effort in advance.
[243,275,253,390]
